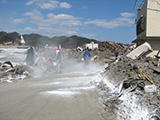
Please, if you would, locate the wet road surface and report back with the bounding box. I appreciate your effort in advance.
[0,69,104,120]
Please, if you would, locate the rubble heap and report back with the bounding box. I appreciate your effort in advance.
[99,56,160,119]
[99,41,125,52]
[0,61,31,83]
[106,57,160,84]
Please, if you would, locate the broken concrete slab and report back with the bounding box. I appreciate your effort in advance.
[127,42,153,60]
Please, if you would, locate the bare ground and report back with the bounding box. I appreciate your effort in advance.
[0,67,109,120]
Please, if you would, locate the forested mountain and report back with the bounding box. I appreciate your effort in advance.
[0,31,98,48]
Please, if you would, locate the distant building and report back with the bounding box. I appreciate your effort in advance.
[85,42,98,49]
[133,0,160,56]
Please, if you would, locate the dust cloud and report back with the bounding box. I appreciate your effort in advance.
[30,46,101,78]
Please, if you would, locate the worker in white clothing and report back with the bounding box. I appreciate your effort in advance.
[18,33,25,45]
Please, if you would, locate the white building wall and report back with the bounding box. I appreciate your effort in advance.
[147,0,160,37]
[135,0,160,52]
[85,42,98,49]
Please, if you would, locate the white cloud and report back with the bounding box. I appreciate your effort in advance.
[26,0,35,5]
[24,10,44,25]
[60,2,72,8]
[23,10,81,36]
[11,18,25,24]
[23,26,78,37]
[47,13,82,26]
[40,1,59,10]
[26,0,71,10]
[121,12,135,18]
[40,3,56,10]
[84,12,135,29]
[24,10,82,27]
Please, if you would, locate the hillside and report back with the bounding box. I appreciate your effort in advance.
[0,31,98,48]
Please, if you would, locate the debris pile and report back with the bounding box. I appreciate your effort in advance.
[99,41,125,52]
[98,56,160,119]
[0,61,31,83]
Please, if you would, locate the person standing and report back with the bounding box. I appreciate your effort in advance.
[55,48,61,73]
[83,46,92,66]
[18,33,25,45]
[115,48,119,60]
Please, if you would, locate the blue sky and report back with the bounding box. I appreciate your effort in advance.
[0,0,138,44]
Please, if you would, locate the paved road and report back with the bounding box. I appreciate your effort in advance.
[0,68,105,120]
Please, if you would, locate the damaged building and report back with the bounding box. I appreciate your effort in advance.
[133,0,160,56]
